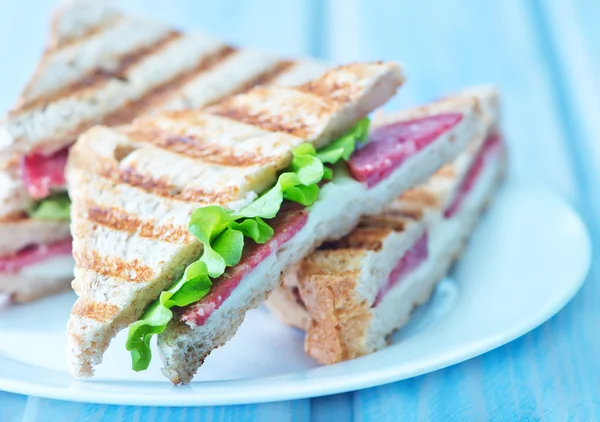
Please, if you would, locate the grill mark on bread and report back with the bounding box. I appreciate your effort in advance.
[102,46,237,125]
[97,165,237,204]
[74,249,154,282]
[331,227,394,252]
[13,31,183,115]
[391,207,423,221]
[210,89,332,139]
[296,64,364,104]
[227,60,295,95]
[0,212,28,223]
[116,166,176,196]
[297,80,350,104]
[139,222,194,244]
[123,126,270,167]
[51,15,124,50]
[400,188,440,208]
[72,299,119,322]
[65,62,405,378]
[86,202,194,243]
[17,16,125,106]
[53,24,110,49]
[86,203,140,232]
[436,164,456,179]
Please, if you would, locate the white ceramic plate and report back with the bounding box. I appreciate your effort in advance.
[0,179,591,406]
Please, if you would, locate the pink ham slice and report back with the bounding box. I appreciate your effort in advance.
[181,205,309,328]
[349,113,463,187]
[22,147,69,199]
[0,238,72,273]
[371,133,503,305]
[373,232,429,307]
[444,132,502,218]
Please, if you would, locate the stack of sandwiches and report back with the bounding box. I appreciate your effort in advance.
[267,87,505,363]
[1,2,507,384]
[0,1,327,302]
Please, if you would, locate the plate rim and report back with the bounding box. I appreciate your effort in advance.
[0,180,591,406]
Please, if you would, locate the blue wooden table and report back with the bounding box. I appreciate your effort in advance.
[1,1,599,420]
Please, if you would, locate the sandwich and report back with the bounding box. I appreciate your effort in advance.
[0,0,327,303]
[266,87,505,364]
[65,61,492,384]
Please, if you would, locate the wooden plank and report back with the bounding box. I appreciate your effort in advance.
[311,393,352,422]
[0,1,312,421]
[325,0,577,199]
[0,392,26,422]
[323,0,594,419]
[0,0,597,420]
[539,1,600,225]
[531,2,600,420]
[117,0,313,57]
[24,398,310,422]
[21,398,106,422]
[0,0,56,115]
[0,0,315,116]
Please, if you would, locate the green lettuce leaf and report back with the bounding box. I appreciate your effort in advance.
[237,183,283,219]
[126,260,212,371]
[26,192,71,221]
[188,206,235,244]
[228,217,273,244]
[236,143,324,218]
[282,182,320,205]
[317,117,370,163]
[126,118,370,371]
[212,228,244,267]
[291,144,323,185]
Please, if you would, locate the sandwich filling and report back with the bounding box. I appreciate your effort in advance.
[372,132,502,307]
[22,147,69,199]
[445,132,501,218]
[181,204,308,327]
[127,109,469,371]
[126,118,370,370]
[19,147,71,223]
[0,150,72,286]
[349,113,463,186]
[0,238,72,273]
[267,130,505,365]
[373,232,429,306]
[0,214,72,301]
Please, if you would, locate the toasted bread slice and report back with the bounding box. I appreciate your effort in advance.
[66,62,404,378]
[5,1,330,159]
[154,88,493,384]
[271,140,505,363]
[0,1,330,220]
[0,1,328,303]
[266,87,505,363]
[0,217,72,301]
[0,255,74,303]
[0,217,70,256]
[0,165,31,221]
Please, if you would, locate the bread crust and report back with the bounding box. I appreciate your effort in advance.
[0,272,71,303]
[155,87,491,384]
[304,155,505,363]
[0,218,69,256]
[66,61,405,379]
[0,1,330,220]
[267,87,505,364]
